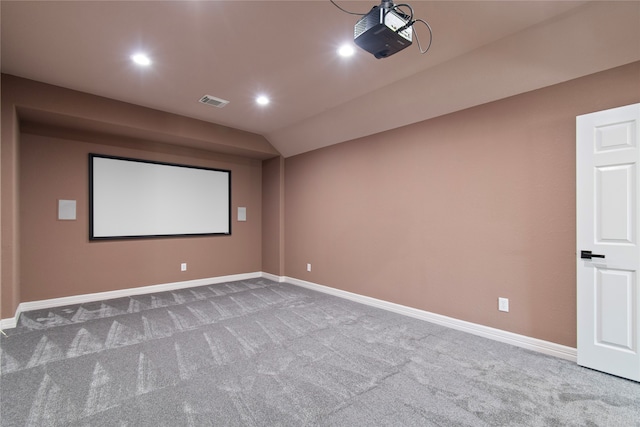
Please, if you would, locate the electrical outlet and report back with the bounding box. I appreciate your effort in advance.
[498,297,509,312]
[307,263,312,272]
[181,263,187,271]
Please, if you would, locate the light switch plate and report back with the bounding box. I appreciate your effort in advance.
[498,297,509,312]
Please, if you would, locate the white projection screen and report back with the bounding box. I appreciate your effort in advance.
[90,154,231,239]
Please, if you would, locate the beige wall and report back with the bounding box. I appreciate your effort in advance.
[284,62,640,347]
[262,156,285,276]
[19,131,263,302]
[2,75,277,317]
[3,64,640,348]
[1,79,22,317]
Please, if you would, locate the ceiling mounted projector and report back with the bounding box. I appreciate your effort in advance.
[331,0,432,59]
[354,3,412,59]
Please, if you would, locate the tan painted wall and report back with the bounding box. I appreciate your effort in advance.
[4,64,640,348]
[262,156,285,276]
[284,62,640,347]
[1,83,21,318]
[2,75,275,317]
[19,131,263,303]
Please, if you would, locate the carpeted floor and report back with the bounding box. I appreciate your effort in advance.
[1,278,638,426]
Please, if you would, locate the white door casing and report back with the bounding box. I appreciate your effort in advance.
[576,103,640,382]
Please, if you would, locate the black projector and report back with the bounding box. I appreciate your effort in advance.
[354,6,413,59]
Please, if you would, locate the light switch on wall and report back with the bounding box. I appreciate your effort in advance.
[58,200,77,220]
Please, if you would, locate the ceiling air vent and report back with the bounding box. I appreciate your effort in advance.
[198,94,230,108]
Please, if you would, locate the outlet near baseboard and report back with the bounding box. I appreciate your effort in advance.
[498,297,509,312]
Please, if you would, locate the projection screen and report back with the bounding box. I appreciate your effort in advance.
[89,154,231,240]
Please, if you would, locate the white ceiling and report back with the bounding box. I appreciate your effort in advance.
[2,1,639,157]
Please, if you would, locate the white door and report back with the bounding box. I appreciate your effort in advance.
[577,103,640,382]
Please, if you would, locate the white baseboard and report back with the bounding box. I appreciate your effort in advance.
[283,275,577,362]
[0,271,578,363]
[261,272,286,283]
[0,272,262,330]
[0,316,17,331]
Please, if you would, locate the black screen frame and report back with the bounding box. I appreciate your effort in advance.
[89,153,232,241]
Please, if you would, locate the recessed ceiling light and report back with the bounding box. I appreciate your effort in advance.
[338,44,355,57]
[256,95,270,106]
[131,53,152,66]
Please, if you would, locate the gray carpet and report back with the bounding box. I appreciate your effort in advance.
[1,278,638,426]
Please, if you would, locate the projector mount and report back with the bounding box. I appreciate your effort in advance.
[330,0,432,59]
